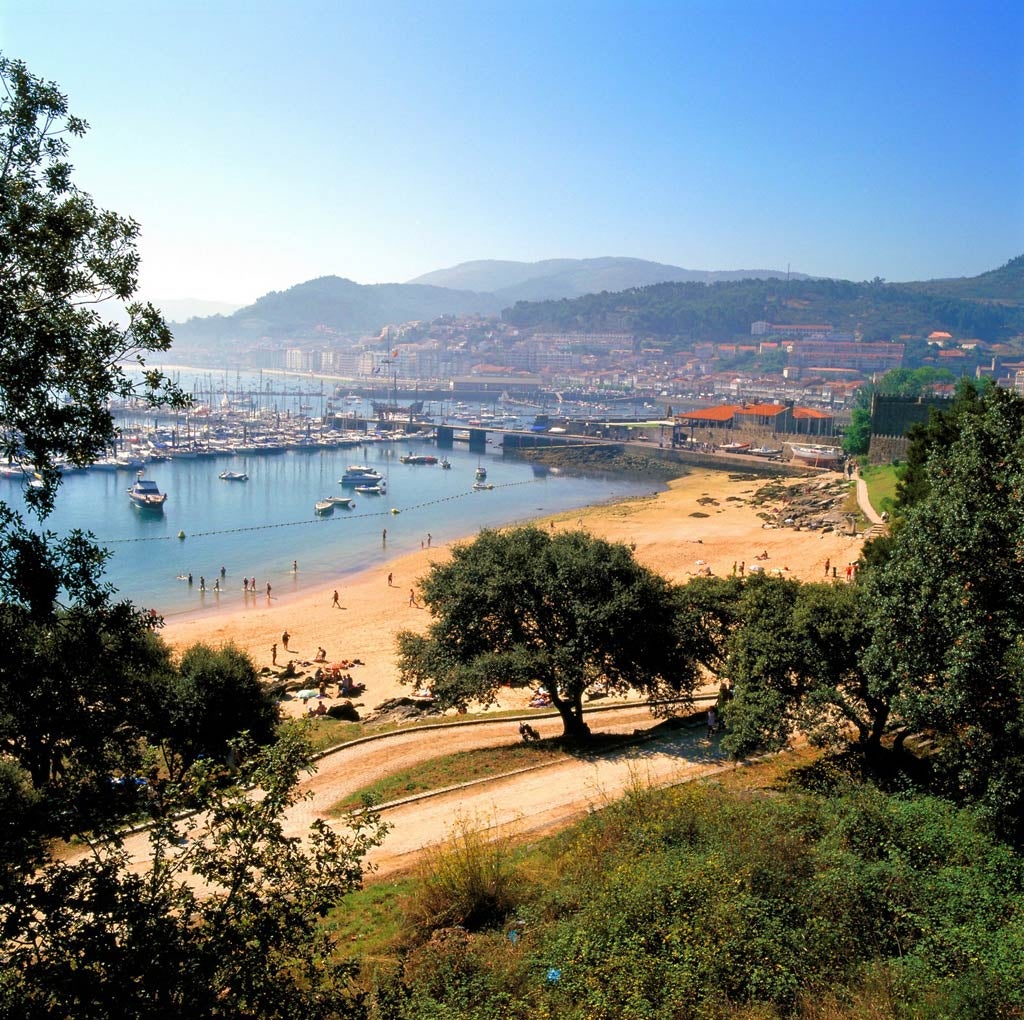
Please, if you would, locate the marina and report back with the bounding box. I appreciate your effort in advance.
[4,435,658,621]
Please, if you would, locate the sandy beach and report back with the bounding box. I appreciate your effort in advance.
[161,468,865,715]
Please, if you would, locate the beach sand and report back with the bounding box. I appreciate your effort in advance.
[160,468,865,716]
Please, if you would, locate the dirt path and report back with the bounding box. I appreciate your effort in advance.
[113,703,728,882]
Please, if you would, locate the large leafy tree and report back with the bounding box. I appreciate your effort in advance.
[0,56,186,513]
[144,642,280,783]
[396,527,701,740]
[0,730,388,1019]
[721,575,885,758]
[862,387,1024,840]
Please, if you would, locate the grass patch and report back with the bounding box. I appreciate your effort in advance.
[327,742,566,815]
[860,461,900,515]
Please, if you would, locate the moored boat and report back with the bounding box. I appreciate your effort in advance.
[314,499,335,515]
[475,464,487,480]
[218,470,249,482]
[340,465,383,485]
[128,473,167,510]
[472,481,494,491]
[325,495,355,508]
[788,443,843,467]
[353,482,385,494]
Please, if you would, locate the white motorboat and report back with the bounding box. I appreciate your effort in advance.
[324,495,355,508]
[314,499,335,515]
[218,470,249,482]
[788,443,843,467]
[127,473,167,510]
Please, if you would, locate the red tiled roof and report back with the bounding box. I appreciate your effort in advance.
[792,407,833,419]
[674,404,741,422]
[736,403,787,416]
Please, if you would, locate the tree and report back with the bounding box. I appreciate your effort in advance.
[0,730,388,1019]
[721,575,887,759]
[0,56,186,514]
[145,642,280,783]
[396,527,701,740]
[862,387,1024,840]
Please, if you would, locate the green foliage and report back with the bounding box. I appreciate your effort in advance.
[381,782,1024,1019]
[408,816,524,936]
[1,730,389,1019]
[503,273,1024,349]
[0,55,186,514]
[397,527,701,740]
[863,387,1024,841]
[722,576,887,757]
[144,641,279,782]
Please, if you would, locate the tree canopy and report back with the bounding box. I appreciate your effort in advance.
[397,527,701,739]
[0,55,185,514]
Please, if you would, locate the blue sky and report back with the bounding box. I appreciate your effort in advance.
[3,0,1022,304]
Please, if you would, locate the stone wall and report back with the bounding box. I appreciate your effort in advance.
[868,434,909,464]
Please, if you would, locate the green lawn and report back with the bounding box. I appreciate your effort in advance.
[859,462,900,515]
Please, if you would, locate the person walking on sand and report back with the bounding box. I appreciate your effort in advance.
[266,582,272,598]
[427,532,432,547]
[738,561,745,577]
[282,630,290,651]
[409,589,416,607]
[271,643,277,666]
[824,557,830,576]
[387,571,393,587]
[332,590,340,608]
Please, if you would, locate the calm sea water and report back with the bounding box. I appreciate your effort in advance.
[7,441,660,622]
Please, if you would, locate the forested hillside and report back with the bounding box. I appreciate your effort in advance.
[503,259,1024,345]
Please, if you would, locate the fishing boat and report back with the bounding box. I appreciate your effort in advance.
[324,495,355,508]
[127,473,167,510]
[787,443,843,468]
[748,445,782,459]
[314,499,335,515]
[472,481,494,491]
[719,441,751,453]
[218,470,249,482]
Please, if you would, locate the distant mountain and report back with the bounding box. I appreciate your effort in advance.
[170,275,501,351]
[898,255,1024,305]
[156,298,242,321]
[502,260,1024,346]
[408,257,810,304]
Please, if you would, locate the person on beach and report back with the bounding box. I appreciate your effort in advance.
[824,557,830,576]
[187,572,193,585]
[738,561,745,577]
[266,582,272,598]
[427,532,432,547]
[271,643,277,665]
[387,572,393,586]
[220,566,226,578]
[282,630,290,650]
[409,589,416,607]
[199,576,205,591]
[292,560,298,573]
[242,577,248,592]
[382,528,387,544]
[332,590,340,608]
[213,579,220,593]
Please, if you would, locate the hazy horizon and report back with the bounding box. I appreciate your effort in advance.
[4,0,1021,305]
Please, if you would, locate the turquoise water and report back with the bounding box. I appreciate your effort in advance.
[6,443,660,622]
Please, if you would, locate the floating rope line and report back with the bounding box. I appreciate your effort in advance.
[98,479,539,543]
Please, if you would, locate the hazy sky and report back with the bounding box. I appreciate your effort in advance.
[3,0,1022,305]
